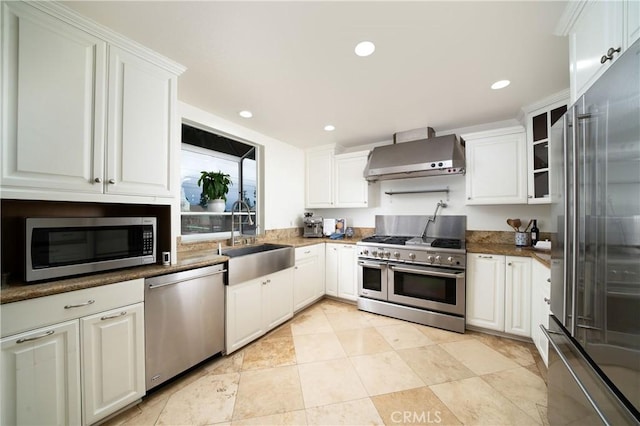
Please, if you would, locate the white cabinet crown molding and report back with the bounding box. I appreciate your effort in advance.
[23,1,186,75]
[460,125,524,140]
[521,89,571,114]
[555,0,589,36]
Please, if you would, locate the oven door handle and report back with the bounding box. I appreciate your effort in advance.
[357,261,386,270]
[390,265,464,279]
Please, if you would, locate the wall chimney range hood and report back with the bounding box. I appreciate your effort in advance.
[363,127,465,182]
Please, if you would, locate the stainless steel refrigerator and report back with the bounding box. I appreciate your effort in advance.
[546,38,640,424]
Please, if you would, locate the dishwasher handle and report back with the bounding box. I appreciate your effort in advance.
[147,266,226,290]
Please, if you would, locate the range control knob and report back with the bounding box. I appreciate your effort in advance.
[384,251,391,258]
[447,256,455,264]
[409,253,416,260]
[427,255,435,263]
[435,255,442,263]
[362,249,369,256]
[393,251,401,259]
[371,250,378,257]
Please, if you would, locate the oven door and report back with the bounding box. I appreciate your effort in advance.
[388,264,465,316]
[357,259,388,301]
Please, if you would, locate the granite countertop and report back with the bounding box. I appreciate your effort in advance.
[0,252,229,304]
[0,237,359,304]
[2,235,549,304]
[466,243,551,267]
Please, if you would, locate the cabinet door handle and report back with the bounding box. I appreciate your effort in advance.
[544,297,550,305]
[16,330,54,344]
[94,177,102,183]
[108,178,116,184]
[508,262,512,266]
[547,278,551,283]
[101,311,127,321]
[64,299,95,309]
[600,46,621,64]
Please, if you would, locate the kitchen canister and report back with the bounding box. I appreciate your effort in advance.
[515,232,530,247]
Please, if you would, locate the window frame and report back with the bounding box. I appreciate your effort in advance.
[179,120,263,242]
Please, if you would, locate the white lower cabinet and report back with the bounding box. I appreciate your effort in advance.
[1,320,81,426]
[325,243,357,301]
[293,244,325,312]
[0,279,145,426]
[531,260,551,366]
[504,256,532,337]
[81,303,145,425]
[226,268,294,354]
[466,253,532,337]
[466,254,506,330]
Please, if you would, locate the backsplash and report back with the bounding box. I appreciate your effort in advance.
[466,230,552,245]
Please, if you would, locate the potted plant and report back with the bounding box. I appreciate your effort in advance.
[198,171,232,212]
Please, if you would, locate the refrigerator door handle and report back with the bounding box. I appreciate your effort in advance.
[570,105,580,336]
[541,325,609,424]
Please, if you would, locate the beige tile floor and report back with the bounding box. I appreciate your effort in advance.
[106,299,549,426]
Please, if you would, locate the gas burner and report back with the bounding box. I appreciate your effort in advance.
[405,237,463,250]
[360,235,413,245]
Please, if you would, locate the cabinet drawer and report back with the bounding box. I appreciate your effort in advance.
[1,279,144,337]
[295,244,323,261]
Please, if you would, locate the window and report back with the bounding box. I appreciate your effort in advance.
[180,123,260,239]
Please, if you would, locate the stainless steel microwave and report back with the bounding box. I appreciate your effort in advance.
[26,217,156,282]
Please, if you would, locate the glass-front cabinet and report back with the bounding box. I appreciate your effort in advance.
[525,94,568,204]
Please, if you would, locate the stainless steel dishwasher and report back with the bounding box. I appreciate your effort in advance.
[144,264,225,391]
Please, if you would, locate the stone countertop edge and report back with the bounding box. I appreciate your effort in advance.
[0,238,358,304]
[466,243,551,268]
[1,238,547,304]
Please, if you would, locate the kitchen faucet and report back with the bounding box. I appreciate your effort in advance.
[421,200,447,239]
[230,200,254,246]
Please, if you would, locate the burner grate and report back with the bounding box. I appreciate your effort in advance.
[431,238,462,249]
[360,235,413,245]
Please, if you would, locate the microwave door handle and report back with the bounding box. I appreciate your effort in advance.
[390,265,464,279]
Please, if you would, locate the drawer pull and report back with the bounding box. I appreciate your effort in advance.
[17,330,54,344]
[64,299,95,309]
[479,255,493,259]
[304,250,311,254]
[101,311,127,321]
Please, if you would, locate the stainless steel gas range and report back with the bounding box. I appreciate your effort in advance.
[357,215,467,333]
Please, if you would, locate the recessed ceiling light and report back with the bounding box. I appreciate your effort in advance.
[491,80,511,90]
[239,110,253,118]
[355,41,375,57]
[324,124,336,132]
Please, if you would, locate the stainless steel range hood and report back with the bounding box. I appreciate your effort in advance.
[363,127,465,181]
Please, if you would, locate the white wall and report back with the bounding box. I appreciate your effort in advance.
[179,102,305,231]
[311,173,550,232]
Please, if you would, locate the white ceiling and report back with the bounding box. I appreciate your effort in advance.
[63,1,570,149]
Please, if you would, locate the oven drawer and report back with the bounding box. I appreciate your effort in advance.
[388,264,465,316]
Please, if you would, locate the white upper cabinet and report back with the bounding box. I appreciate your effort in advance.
[106,47,175,197]
[1,2,107,195]
[0,1,185,203]
[334,152,370,208]
[305,146,372,208]
[305,147,335,208]
[522,91,569,204]
[558,0,638,103]
[463,126,528,205]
